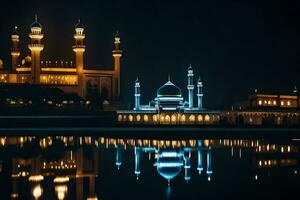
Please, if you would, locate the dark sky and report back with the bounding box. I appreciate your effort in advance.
[0,0,299,108]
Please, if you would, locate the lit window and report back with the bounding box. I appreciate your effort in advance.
[264,100,267,104]
[118,115,122,122]
[153,115,158,122]
[171,115,177,122]
[273,100,276,105]
[165,115,170,123]
[258,100,262,105]
[181,115,186,122]
[128,115,133,122]
[287,101,291,106]
[281,101,284,106]
[136,115,141,122]
[189,115,195,122]
[143,115,148,122]
[205,115,210,122]
[197,115,203,121]
[268,100,271,105]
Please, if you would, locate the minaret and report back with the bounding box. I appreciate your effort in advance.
[134,77,141,110]
[11,26,20,72]
[197,140,203,174]
[28,15,44,84]
[197,76,203,110]
[112,31,123,99]
[206,146,212,181]
[187,65,194,109]
[134,147,141,180]
[73,19,86,97]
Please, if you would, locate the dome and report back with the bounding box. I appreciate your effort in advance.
[156,151,183,181]
[157,81,182,97]
[31,15,42,29]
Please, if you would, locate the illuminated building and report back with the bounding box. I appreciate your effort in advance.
[0,15,122,100]
[118,65,221,124]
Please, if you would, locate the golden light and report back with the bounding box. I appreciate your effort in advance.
[205,115,210,122]
[29,175,44,182]
[32,184,43,199]
[189,115,195,122]
[171,115,176,122]
[117,115,122,122]
[128,115,133,122]
[165,115,170,123]
[197,115,203,122]
[54,176,70,183]
[143,115,149,122]
[55,185,68,200]
[258,100,262,105]
[136,114,141,122]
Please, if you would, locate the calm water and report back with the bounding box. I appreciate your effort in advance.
[0,133,299,200]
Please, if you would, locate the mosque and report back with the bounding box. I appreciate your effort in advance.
[0,15,122,100]
[117,65,221,125]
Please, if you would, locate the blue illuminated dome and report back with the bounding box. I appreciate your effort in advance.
[156,151,183,182]
[157,81,182,97]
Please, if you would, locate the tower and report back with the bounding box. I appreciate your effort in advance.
[112,31,122,99]
[28,15,44,84]
[183,150,191,183]
[11,26,20,72]
[187,65,194,109]
[197,76,203,110]
[134,77,141,110]
[72,19,86,97]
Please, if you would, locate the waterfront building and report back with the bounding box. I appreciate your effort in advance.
[117,65,221,125]
[0,15,122,100]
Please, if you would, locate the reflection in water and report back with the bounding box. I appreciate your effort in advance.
[0,136,299,199]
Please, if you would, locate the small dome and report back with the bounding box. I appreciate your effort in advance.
[75,19,84,29]
[157,81,182,97]
[115,31,120,38]
[156,151,183,181]
[135,77,139,83]
[188,64,193,71]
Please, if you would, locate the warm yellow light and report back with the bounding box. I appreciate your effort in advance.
[258,100,262,105]
[29,175,44,182]
[54,176,70,183]
[205,115,210,122]
[273,100,276,105]
[32,184,43,199]
[55,185,68,200]
[189,115,195,122]
[281,101,284,106]
[197,115,203,121]
[287,101,291,106]
[128,115,133,122]
[136,115,141,122]
[171,115,176,122]
[143,115,149,122]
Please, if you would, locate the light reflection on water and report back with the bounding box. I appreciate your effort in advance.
[0,135,299,200]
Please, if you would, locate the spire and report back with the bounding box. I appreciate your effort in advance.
[35,14,38,22]
[188,64,193,71]
[198,76,201,82]
[135,77,139,83]
[168,74,170,82]
[293,86,298,94]
[12,26,19,35]
[115,30,120,38]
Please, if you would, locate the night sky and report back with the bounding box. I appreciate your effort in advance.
[0,0,299,108]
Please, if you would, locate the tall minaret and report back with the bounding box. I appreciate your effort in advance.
[11,26,20,73]
[112,31,123,99]
[28,15,44,84]
[197,76,203,110]
[187,65,194,109]
[72,19,86,97]
[134,77,141,110]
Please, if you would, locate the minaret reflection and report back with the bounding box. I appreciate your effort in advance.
[197,140,204,175]
[206,146,213,181]
[134,147,141,180]
[183,149,191,183]
[116,147,122,170]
